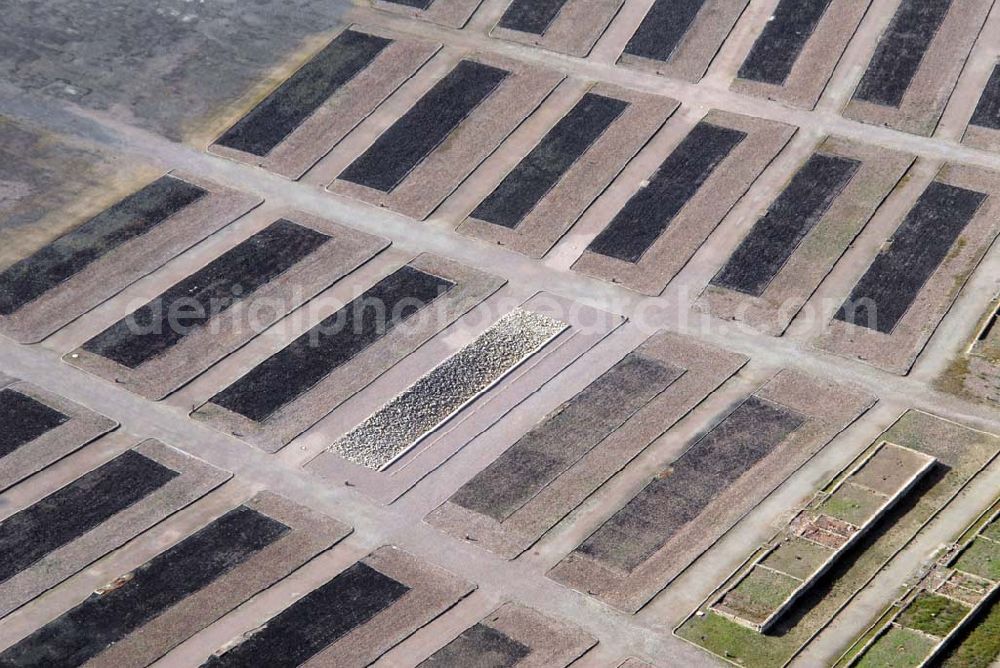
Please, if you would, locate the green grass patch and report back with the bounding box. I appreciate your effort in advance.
[819,483,884,526]
[677,411,1000,668]
[761,537,834,581]
[898,592,970,637]
[822,443,880,494]
[980,518,1000,543]
[956,501,1000,545]
[856,626,936,668]
[955,538,1000,581]
[833,603,903,668]
[717,567,801,624]
[940,595,1000,668]
[676,612,790,667]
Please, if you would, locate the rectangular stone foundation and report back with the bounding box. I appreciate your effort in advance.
[0,379,116,493]
[190,254,504,453]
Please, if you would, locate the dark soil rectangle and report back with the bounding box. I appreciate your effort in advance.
[711,152,860,296]
[81,220,330,369]
[497,0,569,34]
[339,60,509,192]
[936,592,1000,667]
[0,388,68,458]
[738,0,834,85]
[716,565,801,625]
[860,626,936,667]
[760,536,834,580]
[471,93,628,230]
[384,0,434,7]
[983,516,1000,541]
[954,537,1000,581]
[0,176,206,316]
[419,623,531,666]
[202,562,410,667]
[835,181,985,333]
[852,0,952,107]
[210,265,454,422]
[586,122,746,263]
[574,396,804,572]
[0,450,177,585]
[450,353,683,521]
[215,30,391,157]
[970,63,1000,130]
[623,0,708,62]
[0,506,288,668]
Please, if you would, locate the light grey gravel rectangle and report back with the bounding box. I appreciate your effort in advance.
[331,308,566,470]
